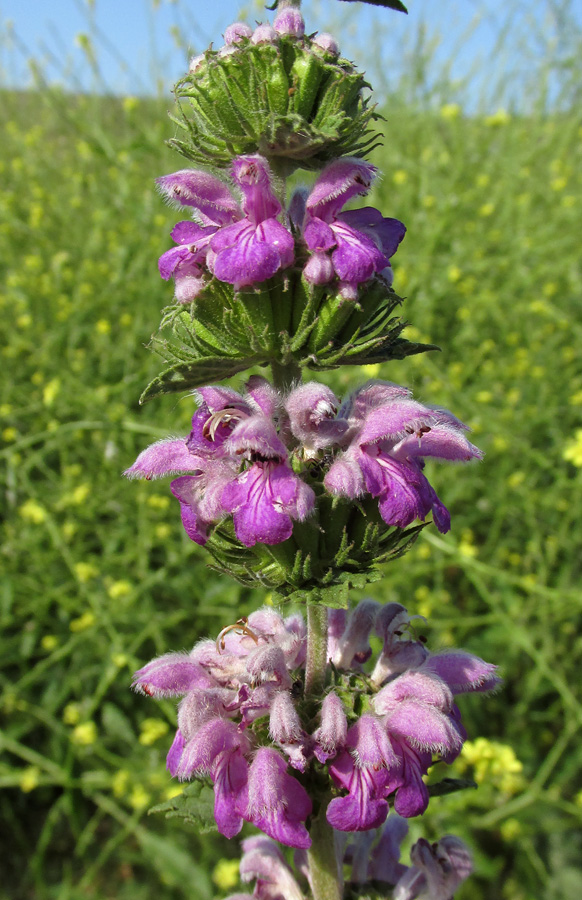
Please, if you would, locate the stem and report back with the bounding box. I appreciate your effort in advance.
[270,359,302,393]
[304,601,328,698]
[307,804,343,900]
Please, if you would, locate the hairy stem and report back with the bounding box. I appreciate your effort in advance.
[308,803,343,900]
[305,601,329,698]
[270,359,302,393]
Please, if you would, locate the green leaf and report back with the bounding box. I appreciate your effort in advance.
[427,777,478,797]
[339,0,408,11]
[149,780,218,833]
[139,356,262,403]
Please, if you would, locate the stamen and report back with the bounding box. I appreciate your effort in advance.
[216,617,260,653]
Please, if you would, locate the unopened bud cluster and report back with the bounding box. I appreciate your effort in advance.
[171,9,379,169]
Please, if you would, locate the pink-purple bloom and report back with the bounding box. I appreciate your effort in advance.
[295,158,406,297]
[133,600,497,844]
[393,835,473,900]
[157,155,294,296]
[127,376,481,545]
[325,380,482,533]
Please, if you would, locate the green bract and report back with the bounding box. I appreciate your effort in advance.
[140,273,435,403]
[169,36,382,171]
[203,498,426,608]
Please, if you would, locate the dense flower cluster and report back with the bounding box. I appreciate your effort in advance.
[133,601,499,848]
[125,377,481,547]
[157,154,405,301]
[222,822,473,900]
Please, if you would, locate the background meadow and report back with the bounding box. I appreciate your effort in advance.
[1,1,581,898]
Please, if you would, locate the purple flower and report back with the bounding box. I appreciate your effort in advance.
[157,156,294,294]
[327,714,398,832]
[330,598,380,669]
[241,747,312,849]
[124,438,235,545]
[371,603,429,686]
[285,382,348,454]
[367,815,409,885]
[175,718,250,837]
[393,836,473,900]
[210,156,294,289]
[299,159,406,296]
[239,836,304,900]
[221,414,315,547]
[324,381,482,533]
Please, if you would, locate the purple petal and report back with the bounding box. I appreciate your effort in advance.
[306,159,378,221]
[368,816,409,885]
[373,671,454,716]
[212,748,249,838]
[226,414,287,459]
[313,692,347,763]
[156,170,240,225]
[285,382,346,451]
[132,653,209,697]
[232,156,281,222]
[424,651,501,694]
[339,208,406,258]
[177,718,248,778]
[288,187,307,229]
[392,426,483,463]
[324,454,365,499]
[303,217,336,251]
[331,221,387,283]
[158,245,192,280]
[256,218,295,269]
[303,251,335,285]
[332,599,380,669]
[327,779,389,832]
[385,700,463,756]
[244,748,312,849]
[166,729,185,776]
[213,221,283,287]
[357,400,438,447]
[273,8,305,37]
[385,743,431,819]
[222,462,314,548]
[245,376,280,419]
[124,440,203,480]
[224,22,252,44]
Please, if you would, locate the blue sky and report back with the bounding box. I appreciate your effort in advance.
[0,0,578,109]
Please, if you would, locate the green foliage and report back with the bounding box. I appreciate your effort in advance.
[1,35,581,900]
[149,781,218,834]
[141,274,429,402]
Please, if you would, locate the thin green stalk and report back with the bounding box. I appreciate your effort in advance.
[307,807,343,900]
[304,603,342,899]
[304,601,328,698]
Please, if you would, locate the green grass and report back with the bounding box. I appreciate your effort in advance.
[1,37,582,900]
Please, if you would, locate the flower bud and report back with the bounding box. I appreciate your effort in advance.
[273,9,305,38]
[224,23,252,45]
